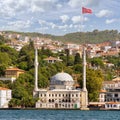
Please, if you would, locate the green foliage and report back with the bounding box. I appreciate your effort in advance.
[0,35,9,45]
[18,42,34,70]
[3,30,120,44]
[40,48,54,57]
[74,53,82,65]
[0,44,18,64]
[90,57,104,68]
[87,70,103,101]
[78,69,103,102]
[0,44,18,76]
[0,52,12,76]
[9,72,36,108]
[105,56,120,68]
[73,64,83,74]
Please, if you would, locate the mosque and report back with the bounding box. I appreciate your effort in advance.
[33,47,88,109]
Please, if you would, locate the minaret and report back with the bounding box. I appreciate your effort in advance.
[81,46,89,110]
[83,47,87,92]
[34,48,38,91]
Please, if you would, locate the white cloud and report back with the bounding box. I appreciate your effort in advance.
[106,19,116,24]
[38,20,56,29]
[68,0,100,8]
[0,0,61,18]
[96,10,113,18]
[31,0,61,13]
[57,25,68,29]
[49,23,57,29]
[38,20,47,25]
[60,15,70,23]
[68,0,81,8]
[69,24,73,28]
[6,20,31,30]
[72,16,88,24]
[0,0,29,18]
[84,0,100,7]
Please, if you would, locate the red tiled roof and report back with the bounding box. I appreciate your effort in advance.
[44,56,62,61]
[6,67,25,72]
[0,87,10,90]
[106,102,120,104]
[112,77,120,81]
[100,89,106,93]
[104,81,115,84]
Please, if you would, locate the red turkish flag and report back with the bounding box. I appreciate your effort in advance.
[82,7,92,14]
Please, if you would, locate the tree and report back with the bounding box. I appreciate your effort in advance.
[65,49,70,66]
[38,73,49,88]
[9,98,21,108]
[0,35,9,45]
[0,45,18,64]
[9,71,37,108]
[78,69,103,102]
[90,57,104,68]
[0,52,12,76]
[74,53,82,65]
[73,64,83,74]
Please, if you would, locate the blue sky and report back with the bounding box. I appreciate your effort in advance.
[0,0,120,35]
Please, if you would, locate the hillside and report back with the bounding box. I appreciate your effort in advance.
[3,29,120,44]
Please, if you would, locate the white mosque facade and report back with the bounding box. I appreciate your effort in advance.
[33,48,88,109]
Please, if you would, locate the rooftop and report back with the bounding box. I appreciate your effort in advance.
[0,87,10,90]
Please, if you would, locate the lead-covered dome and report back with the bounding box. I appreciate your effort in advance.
[51,72,73,82]
[50,72,74,90]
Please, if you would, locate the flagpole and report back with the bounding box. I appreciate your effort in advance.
[81,0,86,91]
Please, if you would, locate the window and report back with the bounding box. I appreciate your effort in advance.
[114,104,117,107]
[49,60,52,63]
[114,94,118,97]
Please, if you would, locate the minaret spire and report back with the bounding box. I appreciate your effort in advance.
[83,46,87,91]
[34,48,38,91]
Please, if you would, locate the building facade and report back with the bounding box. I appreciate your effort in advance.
[0,67,25,82]
[99,77,120,109]
[35,72,83,109]
[5,67,25,78]
[44,56,63,63]
[0,87,12,108]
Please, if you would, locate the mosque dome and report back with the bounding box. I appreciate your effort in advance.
[51,72,73,82]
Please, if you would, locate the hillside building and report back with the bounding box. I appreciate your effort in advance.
[0,87,12,108]
[44,56,63,63]
[99,77,120,109]
[0,67,25,82]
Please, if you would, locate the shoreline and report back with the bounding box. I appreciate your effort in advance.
[0,108,120,111]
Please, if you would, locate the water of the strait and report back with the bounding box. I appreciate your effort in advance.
[0,110,119,120]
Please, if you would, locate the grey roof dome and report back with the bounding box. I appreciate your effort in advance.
[51,72,73,82]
